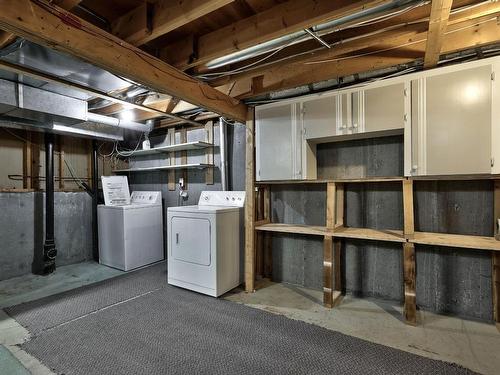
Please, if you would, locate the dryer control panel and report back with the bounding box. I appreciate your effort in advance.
[131,191,162,205]
[198,191,245,207]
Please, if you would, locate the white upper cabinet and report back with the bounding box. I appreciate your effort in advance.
[406,60,500,176]
[255,102,304,181]
[302,94,338,139]
[362,81,407,133]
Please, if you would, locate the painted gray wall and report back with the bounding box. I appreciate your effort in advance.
[0,192,93,281]
[270,136,494,322]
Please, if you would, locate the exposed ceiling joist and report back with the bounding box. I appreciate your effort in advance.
[212,0,500,87]
[424,0,454,68]
[0,0,247,122]
[112,0,235,47]
[187,0,392,69]
[228,14,500,98]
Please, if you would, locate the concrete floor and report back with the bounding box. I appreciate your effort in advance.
[1,262,499,375]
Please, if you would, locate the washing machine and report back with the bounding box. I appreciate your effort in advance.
[167,191,245,297]
[98,176,164,271]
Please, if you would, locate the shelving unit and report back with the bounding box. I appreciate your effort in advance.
[112,163,213,173]
[127,141,213,156]
[245,162,500,325]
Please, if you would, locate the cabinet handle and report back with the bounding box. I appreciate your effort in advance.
[176,233,179,244]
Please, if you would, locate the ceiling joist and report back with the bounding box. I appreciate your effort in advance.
[0,0,247,122]
[424,0,454,68]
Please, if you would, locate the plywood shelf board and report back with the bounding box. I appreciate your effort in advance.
[411,232,500,252]
[130,141,213,156]
[113,163,213,173]
[256,177,405,185]
[255,223,330,236]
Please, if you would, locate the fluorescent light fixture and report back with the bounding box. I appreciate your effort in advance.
[120,109,135,121]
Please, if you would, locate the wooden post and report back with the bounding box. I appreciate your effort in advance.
[335,182,344,228]
[205,121,214,185]
[403,179,415,239]
[263,185,272,278]
[323,235,334,308]
[403,178,417,325]
[167,128,176,191]
[493,180,500,326]
[244,108,255,293]
[22,131,32,189]
[403,242,417,325]
[325,182,342,308]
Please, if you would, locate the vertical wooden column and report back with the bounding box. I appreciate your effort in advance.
[263,185,272,278]
[403,178,416,325]
[22,131,32,189]
[324,182,342,308]
[205,121,214,185]
[493,180,500,326]
[167,128,176,191]
[255,187,263,277]
[31,133,41,190]
[58,136,65,190]
[244,108,256,293]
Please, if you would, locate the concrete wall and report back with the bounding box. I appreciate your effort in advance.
[270,136,494,322]
[0,192,93,281]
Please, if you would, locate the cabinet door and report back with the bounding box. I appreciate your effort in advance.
[411,65,492,175]
[302,95,338,140]
[363,82,406,133]
[255,103,295,181]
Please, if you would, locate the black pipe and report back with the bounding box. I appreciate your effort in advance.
[42,133,57,274]
[91,140,99,261]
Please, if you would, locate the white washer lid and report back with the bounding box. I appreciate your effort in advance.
[168,205,241,214]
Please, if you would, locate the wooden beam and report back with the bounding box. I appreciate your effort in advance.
[50,0,81,10]
[192,0,391,69]
[494,180,500,323]
[403,242,417,325]
[403,179,414,239]
[424,0,453,68]
[0,0,247,122]
[228,14,500,98]
[113,0,234,46]
[245,107,255,292]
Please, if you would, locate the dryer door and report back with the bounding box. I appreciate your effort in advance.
[171,216,211,266]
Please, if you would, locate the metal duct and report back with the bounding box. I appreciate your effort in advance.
[86,113,151,132]
[205,0,421,69]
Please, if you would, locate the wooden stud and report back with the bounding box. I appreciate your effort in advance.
[403,179,415,239]
[245,108,256,292]
[263,185,272,279]
[403,242,417,325]
[58,136,65,190]
[424,0,453,68]
[493,180,500,323]
[205,121,214,185]
[323,235,334,308]
[336,182,344,228]
[22,131,32,189]
[333,239,342,294]
[167,128,176,191]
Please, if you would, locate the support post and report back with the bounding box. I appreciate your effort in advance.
[403,242,417,325]
[325,182,342,308]
[244,108,255,292]
[493,180,500,326]
[263,185,272,278]
[22,131,32,189]
[167,128,176,191]
[41,133,57,274]
[403,178,416,324]
[91,140,99,261]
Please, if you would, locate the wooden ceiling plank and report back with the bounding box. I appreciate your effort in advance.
[191,0,392,68]
[423,0,453,68]
[113,0,235,46]
[0,0,247,122]
[51,0,82,10]
[229,15,500,98]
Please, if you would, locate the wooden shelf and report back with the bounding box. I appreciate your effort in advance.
[411,232,500,252]
[255,177,405,185]
[255,223,330,236]
[333,226,405,243]
[129,141,213,156]
[255,223,405,242]
[113,163,213,173]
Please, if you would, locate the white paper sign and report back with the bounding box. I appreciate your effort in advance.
[101,176,130,206]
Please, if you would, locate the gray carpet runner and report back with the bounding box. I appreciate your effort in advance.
[6,262,476,374]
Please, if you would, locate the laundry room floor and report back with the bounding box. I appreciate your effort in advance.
[0,262,499,375]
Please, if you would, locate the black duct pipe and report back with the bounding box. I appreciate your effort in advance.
[42,133,57,274]
[92,140,99,261]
